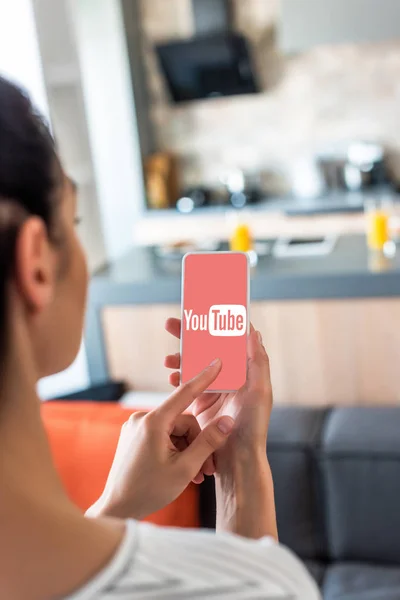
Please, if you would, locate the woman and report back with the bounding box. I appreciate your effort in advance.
[0,75,319,599]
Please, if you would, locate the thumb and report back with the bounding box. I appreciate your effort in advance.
[180,417,235,478]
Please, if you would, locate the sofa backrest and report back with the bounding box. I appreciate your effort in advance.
[321,407,400,564]
[201,405,400,566]
[268,406,400,565]
[267,406,328,560]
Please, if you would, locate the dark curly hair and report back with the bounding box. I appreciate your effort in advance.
[0,76,61,360]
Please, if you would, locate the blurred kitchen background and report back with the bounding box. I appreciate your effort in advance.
[140,0,400,217]
[3,0,400,403]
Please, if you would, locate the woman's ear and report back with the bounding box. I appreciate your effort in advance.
[14,217,56,313]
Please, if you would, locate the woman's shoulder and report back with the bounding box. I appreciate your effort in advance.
[128,519,320,599]
[69,520,319,599]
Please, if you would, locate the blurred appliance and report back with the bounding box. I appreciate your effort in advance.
[156,33,258,104]
[176,170,263,213]
[176,187,213,213]
[272,235,338,258]
[317,142,388,192]
[220,169,263,208]
[155,0,259,104]
[290,158,325,199]
[290,142,389,199]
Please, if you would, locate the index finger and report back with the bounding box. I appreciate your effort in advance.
[165,318,181,339]
[155,358,222,421]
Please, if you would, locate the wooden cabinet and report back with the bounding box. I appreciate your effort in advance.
[103,299,400,405]
[251,300,400,405]
[103,305,181,393]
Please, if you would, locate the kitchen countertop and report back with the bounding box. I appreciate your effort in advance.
[144,188,399,218]
[86,235,400,383]
[91,235,400,303]
[133,189,400,247]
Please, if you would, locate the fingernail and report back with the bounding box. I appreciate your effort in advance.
[217,416,235,434]
[257,331,263,344]
[209,358,221,367]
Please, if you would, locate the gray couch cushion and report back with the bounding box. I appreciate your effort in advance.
[321,408,400,564]
[323,408,400,455]
[323,563,400,600]
[268,407,328,559]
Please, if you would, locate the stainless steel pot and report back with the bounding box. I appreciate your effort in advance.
[317,142,388,192]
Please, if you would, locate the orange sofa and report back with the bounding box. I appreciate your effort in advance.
[41,402,200,528]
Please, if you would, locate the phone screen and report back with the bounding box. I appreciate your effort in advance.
[181,252,249,392]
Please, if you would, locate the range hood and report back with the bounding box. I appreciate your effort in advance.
[192,0,232,35]
[155,0,259,104]
[279,0,400,53]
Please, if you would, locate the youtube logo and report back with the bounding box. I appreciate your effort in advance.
[184,305,247,337]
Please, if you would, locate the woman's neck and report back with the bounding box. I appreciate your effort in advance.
[0,387,67,507]
[0,312,124,600]
[0,312,66,507]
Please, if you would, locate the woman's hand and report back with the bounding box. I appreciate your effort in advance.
[165,319,273,454]
[165,319,278,540]
[86,359,234,521]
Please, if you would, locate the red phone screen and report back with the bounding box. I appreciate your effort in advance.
[181,252,249,392]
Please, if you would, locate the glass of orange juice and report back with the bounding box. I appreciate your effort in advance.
[230,223,252,252]
[364,197,392,252]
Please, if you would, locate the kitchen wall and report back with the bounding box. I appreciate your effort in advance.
[139,0,400,189]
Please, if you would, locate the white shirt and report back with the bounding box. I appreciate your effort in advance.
[66,520,321,599]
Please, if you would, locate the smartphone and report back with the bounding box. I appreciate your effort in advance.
[181,252,249,392]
